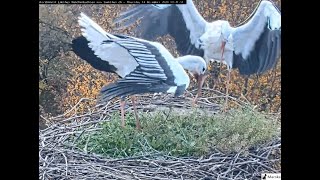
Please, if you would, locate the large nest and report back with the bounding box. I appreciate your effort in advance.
[39,89,281,179]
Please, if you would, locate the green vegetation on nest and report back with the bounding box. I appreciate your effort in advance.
[75,107,279,158]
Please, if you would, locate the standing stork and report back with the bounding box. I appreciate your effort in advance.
[72,13,207,129]
[114,0,281,106]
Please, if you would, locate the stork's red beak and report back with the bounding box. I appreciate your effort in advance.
[196,74,206,97]
[192,73,209,106]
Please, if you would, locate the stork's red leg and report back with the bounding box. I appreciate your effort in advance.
[120,99,126,128]
[224,70,231,111]
[192,94,199,108]
[220,41,229,111]
[131,96,141,130]
[192,73,208,107]
[219,41,226,73]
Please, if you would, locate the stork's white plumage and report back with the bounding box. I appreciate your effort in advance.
[114,0,281,108]
[72,13,207,129]
[114,0,281,75]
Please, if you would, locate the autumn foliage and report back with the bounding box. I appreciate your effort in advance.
[39,0,281,119]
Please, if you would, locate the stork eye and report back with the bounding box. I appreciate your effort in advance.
[202,67,206,72]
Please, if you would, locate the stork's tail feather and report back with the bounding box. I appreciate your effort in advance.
[97,83,169,104]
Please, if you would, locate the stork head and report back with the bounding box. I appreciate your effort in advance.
[177,55,207,97]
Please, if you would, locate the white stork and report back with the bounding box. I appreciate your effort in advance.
[72,13,207,129]
[114,0,281,105]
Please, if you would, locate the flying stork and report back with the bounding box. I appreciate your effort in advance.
[72,13,207,129]
[114,0,281,105]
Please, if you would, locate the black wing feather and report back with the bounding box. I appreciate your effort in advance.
[72,36,118,74]
[232,24,281,75]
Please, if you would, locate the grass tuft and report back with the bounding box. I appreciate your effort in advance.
[75,107,280,158]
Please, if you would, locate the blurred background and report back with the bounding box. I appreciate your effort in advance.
[39,0,281,124]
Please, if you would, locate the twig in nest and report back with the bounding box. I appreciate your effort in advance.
[39,90,280,179]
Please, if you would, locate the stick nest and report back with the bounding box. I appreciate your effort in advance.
[39,89,281,179]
